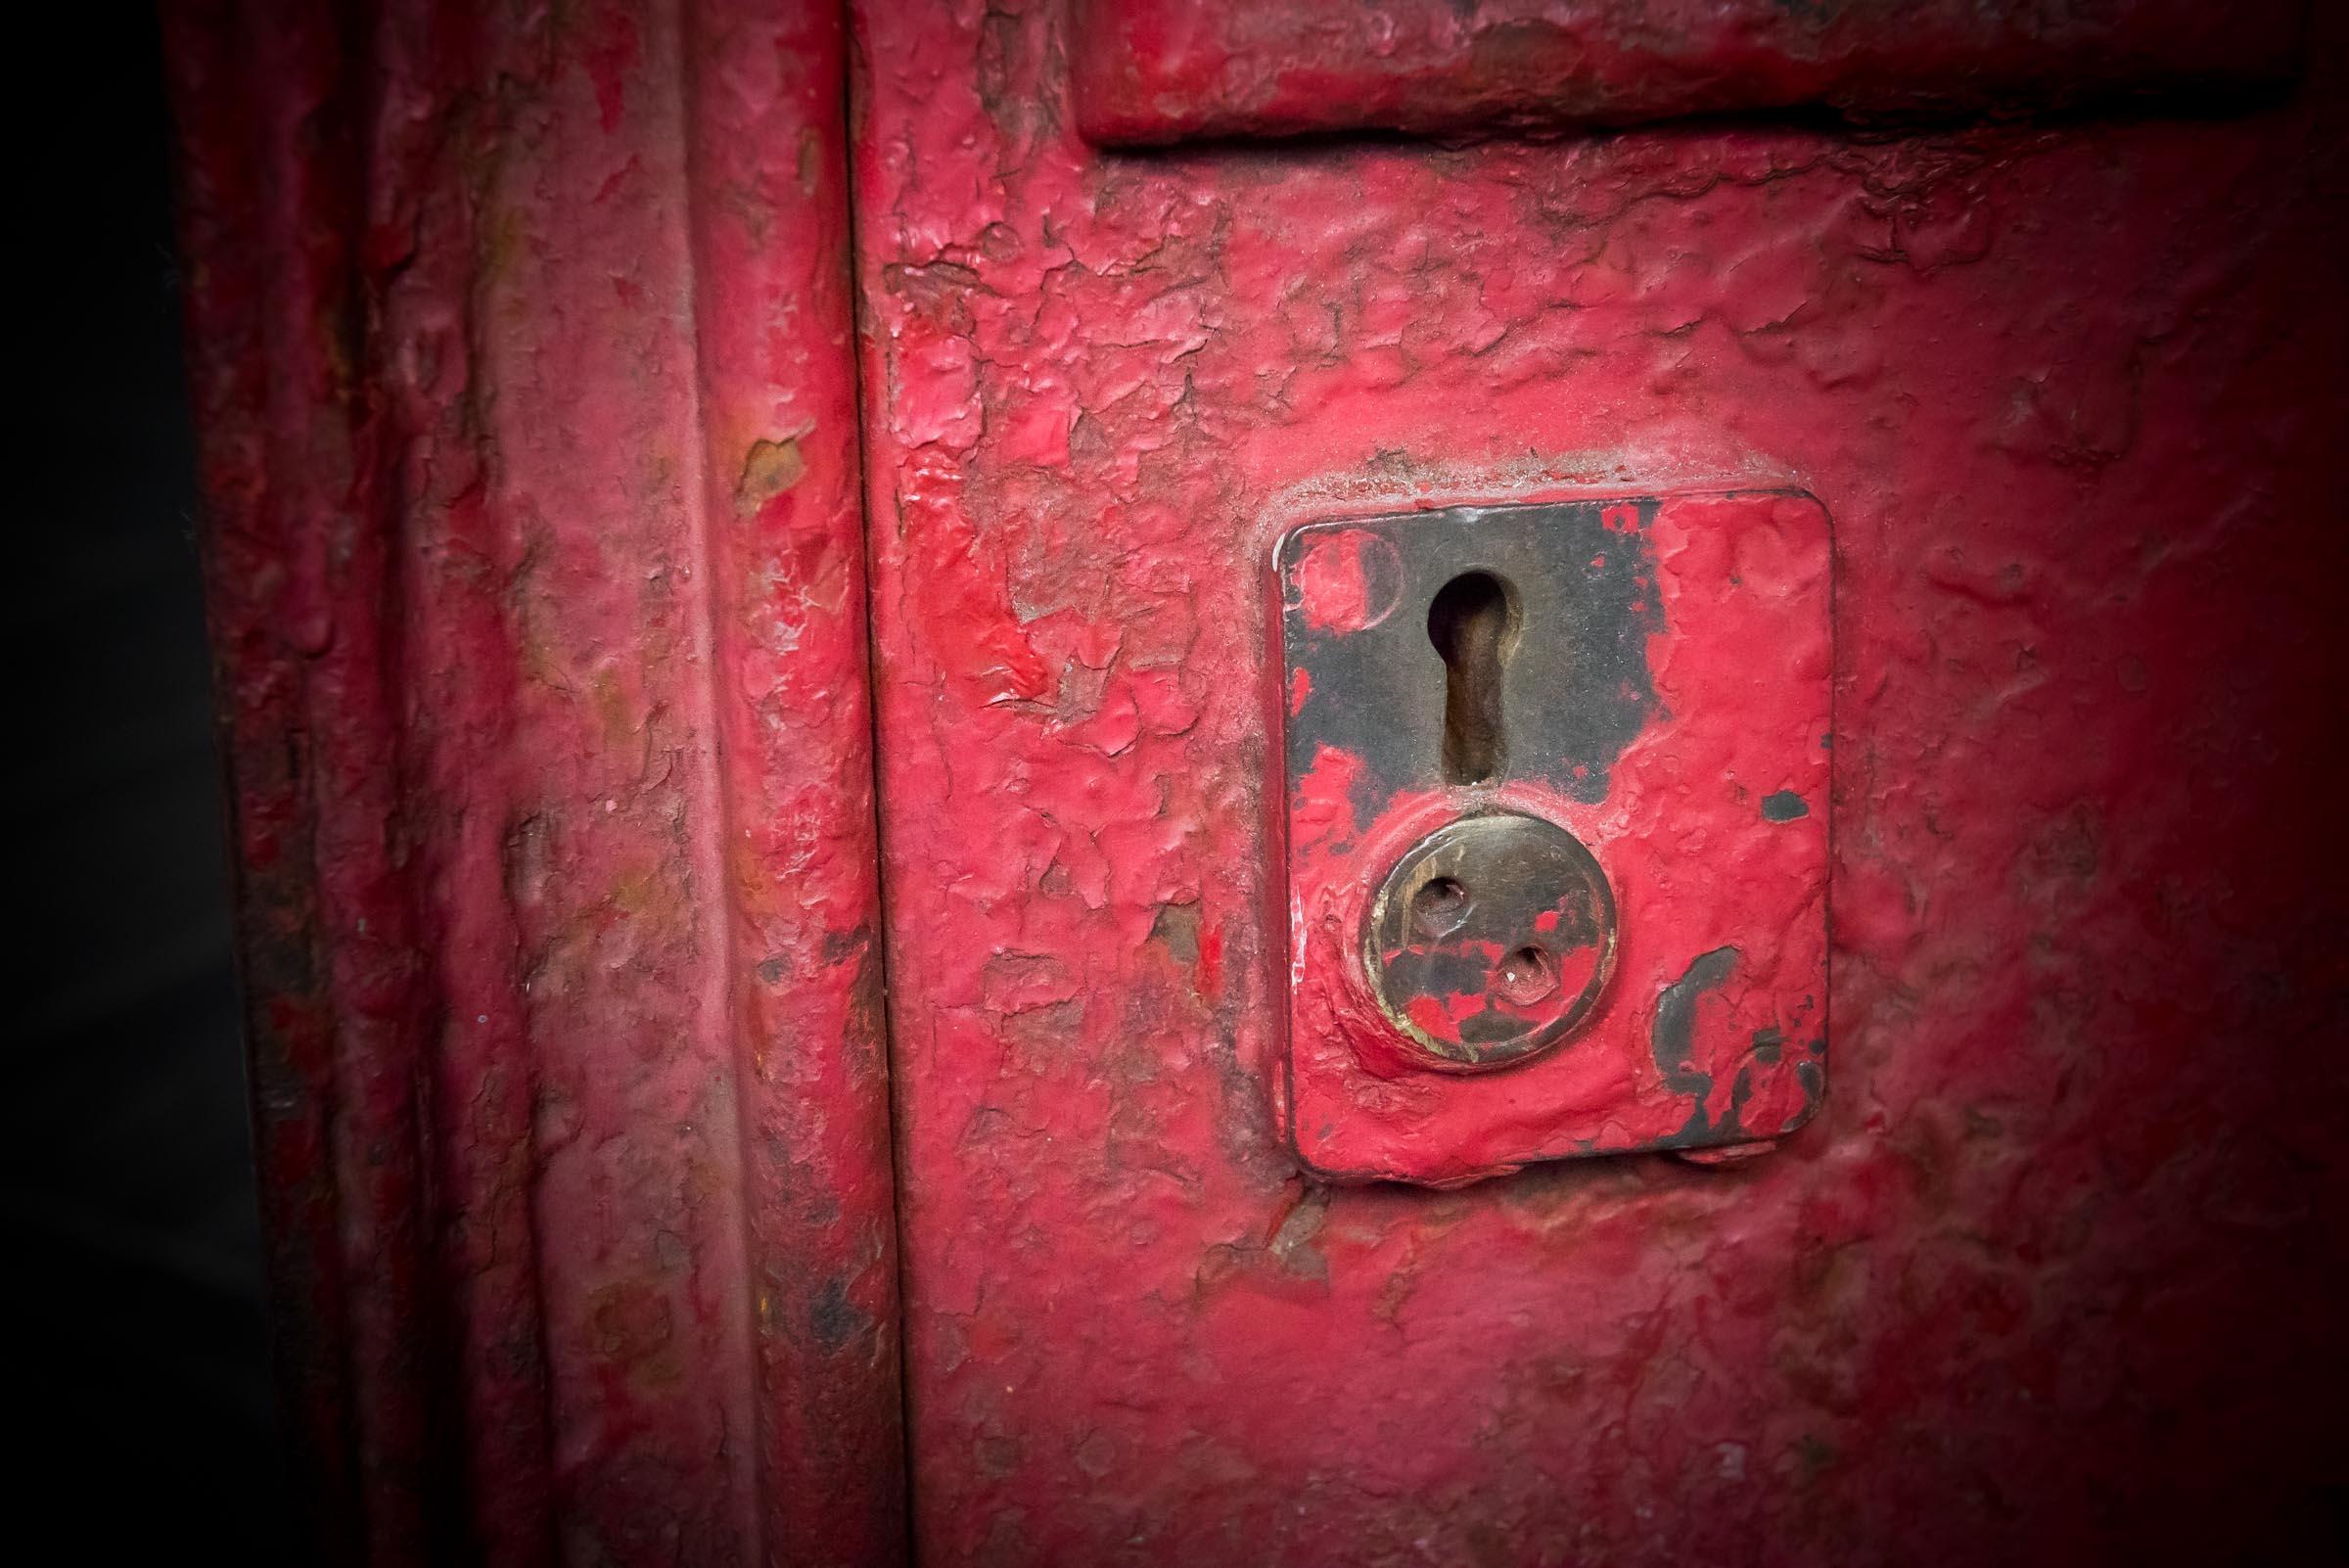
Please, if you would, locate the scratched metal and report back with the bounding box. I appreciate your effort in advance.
[853,3,2349,1565]
[164,1,904,1562]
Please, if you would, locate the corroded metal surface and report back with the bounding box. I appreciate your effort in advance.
[164,1,903,1561]
[853,2,2348,1564]
[1071,0,2307,145]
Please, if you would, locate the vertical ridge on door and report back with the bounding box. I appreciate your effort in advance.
[679,2,910,1562]
[163,1,905,1561]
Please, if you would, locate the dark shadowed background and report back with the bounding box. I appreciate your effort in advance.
[13,4,290,1556]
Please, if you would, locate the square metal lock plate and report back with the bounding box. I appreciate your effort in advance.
[1274,490,1831,1185]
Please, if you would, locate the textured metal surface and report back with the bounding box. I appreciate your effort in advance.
[166,0,2349,1559]
[163,1,904,1561]
[854,2,2348,1564]
[1071,0,2307,146]
[1277,494,1830,1180]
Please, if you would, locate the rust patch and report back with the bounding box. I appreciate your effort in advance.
[1149,899,1202,966]
[735,435,806,515]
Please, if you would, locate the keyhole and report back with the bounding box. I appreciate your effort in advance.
[1427,571,1515,784]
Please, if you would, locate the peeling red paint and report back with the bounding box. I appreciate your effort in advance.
[165,1,902,1561]
[1289,528,1403,633]
[1277,492,1830,1176]
[167,0,2349,1561]
[853,1,2348,1562]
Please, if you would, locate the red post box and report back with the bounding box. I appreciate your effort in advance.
[165,1,2347,1562]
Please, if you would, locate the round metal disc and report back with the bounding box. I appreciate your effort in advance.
[1364,811,1618,1069]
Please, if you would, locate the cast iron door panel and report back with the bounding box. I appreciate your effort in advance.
[848,5,2346,1568]
[160,1,2343,1562]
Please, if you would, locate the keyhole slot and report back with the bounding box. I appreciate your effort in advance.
[1427,571,1517,785]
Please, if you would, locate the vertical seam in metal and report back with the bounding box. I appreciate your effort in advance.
[838,0,922,1558]
[297,1,403,1554]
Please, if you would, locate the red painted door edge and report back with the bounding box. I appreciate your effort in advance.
[162,1,906,1562]
[1069,0,2307,146]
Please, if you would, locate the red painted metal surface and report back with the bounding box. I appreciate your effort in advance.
[1278,491,1830,1184]
[853,3,2348,1565]
[165,1,902,1562]
[167,0,2349,1562]
[1070,0,2307,146]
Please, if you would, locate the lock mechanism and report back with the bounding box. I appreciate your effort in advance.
[1365,812,1616,1070]
[1274,490,1833,1185]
